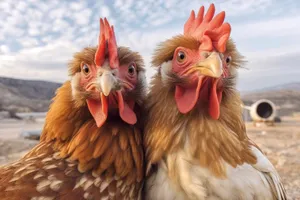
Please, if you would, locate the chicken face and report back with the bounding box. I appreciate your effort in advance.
[154,4,235,120]
[79,60,139,127]
[172,45,230,120]
[70,18,145,128]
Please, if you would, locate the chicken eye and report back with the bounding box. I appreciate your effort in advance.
[226,56,232,64]
[128,63,136,76]
[82,64,90,75]
[177,51,186,63]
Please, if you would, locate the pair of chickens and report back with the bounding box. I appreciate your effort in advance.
[0,4,286,200]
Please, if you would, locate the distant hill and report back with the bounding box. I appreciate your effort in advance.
[241,82,300,116]
[262,82,300,91]
[242,82,300,94]
[0,77,62,112]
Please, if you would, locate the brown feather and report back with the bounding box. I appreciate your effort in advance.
[114,153,124,175]
[119,131,129,151]
[99,138,119,171]
[121,149,134,178]
[152,35,200,67]
[92,130,113,158]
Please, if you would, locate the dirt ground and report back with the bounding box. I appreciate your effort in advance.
[0,117,299,199]
[246,116,300,199]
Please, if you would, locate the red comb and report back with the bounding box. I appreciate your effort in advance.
[183,4,231,53]
[95,18,119,69]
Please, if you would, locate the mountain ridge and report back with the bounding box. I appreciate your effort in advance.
[241,82,300,94]
[0,76,62,112]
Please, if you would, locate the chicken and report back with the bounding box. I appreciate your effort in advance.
[0,18,146,200]
[144,4,286,200]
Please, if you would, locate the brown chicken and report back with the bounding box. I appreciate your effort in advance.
[144,4,286,200]
[0,18,146,200]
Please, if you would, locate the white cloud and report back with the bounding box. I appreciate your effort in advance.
[0,45,10,54]
[18,37,40,48]
[232,15,300,40]
[72,8,92,25]
[0,68,68,83]
[35,1,51,13]
[28,28,40,36]
[0,41,79,82]
[49,8,66,20]
[41,36,54,43]
[70,1,86,11]
[238,52,300,91]
[17,41,78,64]
[243,45,300,60]
[0,0,299,91]
[220,0,272,16]
[25,8,43,21]
[149,15,173,26]
[52,19,71,32]
[15,1,27,12]
[100,6,110,17]
[0,1,13,13]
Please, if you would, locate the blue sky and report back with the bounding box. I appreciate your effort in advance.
[0,0,299,91]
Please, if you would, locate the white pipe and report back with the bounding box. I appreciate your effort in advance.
[249,99,277,122]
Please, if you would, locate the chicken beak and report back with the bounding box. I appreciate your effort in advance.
[99,71,120,96]
[192,52,223,78]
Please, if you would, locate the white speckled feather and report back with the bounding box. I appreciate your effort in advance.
[146,142,286,200]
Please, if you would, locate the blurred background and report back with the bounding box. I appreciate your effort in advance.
[0,0,299,198]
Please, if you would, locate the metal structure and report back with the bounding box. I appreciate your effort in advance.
[242,99,278,126]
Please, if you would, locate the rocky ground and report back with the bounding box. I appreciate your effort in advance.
[0,117,299,199]
[0,138,37,165]
[0,119,41,165]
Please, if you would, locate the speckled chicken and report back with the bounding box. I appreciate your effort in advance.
[0,18,146,200]
[144,4,286,200]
